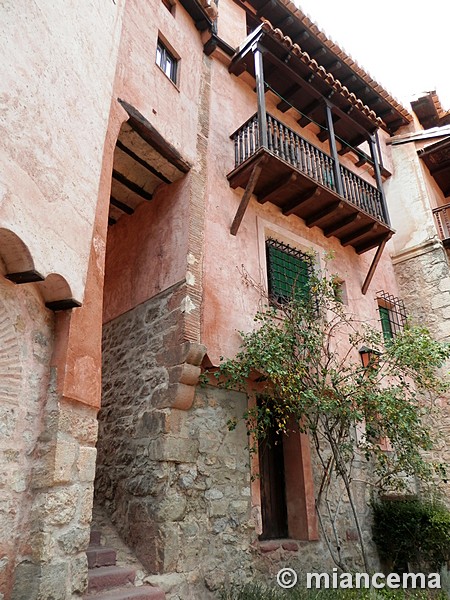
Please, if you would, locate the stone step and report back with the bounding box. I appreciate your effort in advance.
[87,545,117,568]
[87,565,136,593]
[89,528,102,546]
[83,585,165,600]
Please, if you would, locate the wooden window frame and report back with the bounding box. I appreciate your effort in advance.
[156,39,178,84]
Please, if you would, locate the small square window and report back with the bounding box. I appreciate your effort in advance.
[266,238,313,305]
[156,40,178,84]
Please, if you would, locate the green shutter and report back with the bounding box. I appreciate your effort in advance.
[379,306,393,342]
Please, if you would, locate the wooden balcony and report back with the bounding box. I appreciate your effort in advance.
[227,113,393,254]
[433,203,450,248]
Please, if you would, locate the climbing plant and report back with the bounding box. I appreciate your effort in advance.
[208,262,450,572]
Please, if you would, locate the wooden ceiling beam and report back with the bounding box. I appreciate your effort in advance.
[323,212,361,237]
[116,140,171,184]
[110,196,134,215]
[276,83,301,112]
[282,186,318,215]
[112,170,153,202]
[257,172,297,204]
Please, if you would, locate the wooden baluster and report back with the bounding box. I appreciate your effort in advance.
[238,130,243,165]
[255,118,260,151]
[283,126,290,164]
[299,138,307,172]
[317,149,324,185]
[267,116,273,152]
[243,125,249,160]
[234,134,239,167]
[441,208,450,239]
[249,119,254,156]
[288,131,295,166]
[294,134,300,168]
[279,123,285,159]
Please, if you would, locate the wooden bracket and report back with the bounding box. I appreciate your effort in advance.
[230,157,266,236]
[361,238,388,295]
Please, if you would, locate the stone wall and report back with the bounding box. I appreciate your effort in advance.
[97,280,379,598]
[0,279,53,599]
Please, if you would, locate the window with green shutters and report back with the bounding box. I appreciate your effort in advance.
[266,238,313,305]
[376,291,407,343]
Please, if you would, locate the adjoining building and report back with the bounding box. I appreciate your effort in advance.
[1,1,449,598]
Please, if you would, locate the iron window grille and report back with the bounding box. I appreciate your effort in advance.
[376,290,407,342]
[266,238,313,305]
[156,40,177,83]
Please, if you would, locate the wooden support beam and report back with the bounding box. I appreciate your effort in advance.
[5,270,45,284]
[305,201,343,227]
[338,144,351,156]
[276,15,294,30]
[108,217,117,226]
[355,155,367,168]
[116,140,171,184]
[356,233,390,255]
[341,223,377,247]
[282,186,318,216]
[298,99,322,126]
[361,238,388,294]
[112,170,153,202]
[257,172,297,204]
[45,298,82,311]
[277,84,301,112]
[323,213,361,237]
[256,0,276,16]
[230,158,266,235]
[110,196,134,215]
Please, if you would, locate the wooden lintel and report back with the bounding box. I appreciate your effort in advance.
[110,196,134,215]
[230,158,266,236]
[361,239,388,295]
[323,213,361,237]
[341,223,377,246]
[116,140,171,184]
[258,172,297,204]
[118,99,191,174]
[112,170,153,202]
[282,186,318,216]
[305,201,343,227]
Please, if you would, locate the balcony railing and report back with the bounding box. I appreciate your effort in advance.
[232,112,387,225]
[433,203,450,246]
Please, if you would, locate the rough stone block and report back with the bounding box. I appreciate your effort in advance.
[147,436,198,463]
[53,436,78,483]
[77,446,97,482]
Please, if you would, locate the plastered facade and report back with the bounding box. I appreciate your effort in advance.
[1,0,448,598]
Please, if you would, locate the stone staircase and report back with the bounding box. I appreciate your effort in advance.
[83,528,165,600]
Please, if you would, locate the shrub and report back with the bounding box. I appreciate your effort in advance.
[372,495,450,571]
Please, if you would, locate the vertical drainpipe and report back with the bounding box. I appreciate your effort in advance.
[253,43,268,149]
[324,101,344,197]
[369,132,390,226]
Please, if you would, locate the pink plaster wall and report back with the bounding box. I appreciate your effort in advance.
[0,0,126,302]
[113,0,206,168]
[103,176,190,324]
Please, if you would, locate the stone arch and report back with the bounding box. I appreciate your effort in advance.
[0,227,37,279]
[38,273,79,310]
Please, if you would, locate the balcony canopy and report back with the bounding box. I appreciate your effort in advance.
[230,23,386,153]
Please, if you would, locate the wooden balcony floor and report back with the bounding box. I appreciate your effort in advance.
[227,148,393,254]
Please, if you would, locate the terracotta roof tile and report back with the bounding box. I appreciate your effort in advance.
[274,0,412,123]
[261,18,383,128]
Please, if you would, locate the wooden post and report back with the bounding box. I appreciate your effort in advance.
[369,133,390,226]
[253,44,268,149]
[324,102,344,197]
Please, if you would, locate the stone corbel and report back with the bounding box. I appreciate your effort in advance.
[152,341,207,411]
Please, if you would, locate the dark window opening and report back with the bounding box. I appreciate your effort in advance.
[156,40,178,83]
[376,291,407,342]
[266,238,313,305]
